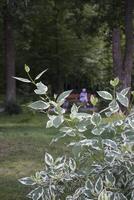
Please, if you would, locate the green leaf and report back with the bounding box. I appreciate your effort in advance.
[57,90,72,105]
[91,112,102,126]
[131,91,134,96]
[116,92,129,107]
[35,69,48,80]
[97,91,113,100]
[45,152,54,166]
[28,100,49,110]
[13,76,31,83]
[19,177,36,185]
[109,100,119,113]
[34,82,48,95]
[24,64,30,73]
[95,177,103,194]
[90,95,98,106]
[110,77,119,87]
[27,187,44,200]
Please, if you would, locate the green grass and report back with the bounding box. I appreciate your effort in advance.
[0,111,70,200]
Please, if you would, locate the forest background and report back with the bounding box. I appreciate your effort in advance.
[0,0,134,113]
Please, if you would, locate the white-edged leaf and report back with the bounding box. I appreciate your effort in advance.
[45,153,54,166]
[126,161,134,174]
[91,112,102,126]
[35,69,48,80]
[105,170,115,186]
[98,189,111,200]
[97,91,113,100]
[69,158,76,171]
[131,190,134,199]
[128,117,134,129]
[53,115,64,128]
[109,100,119,113]
[54,163,64,170]
[116,92,129,107]
[66,195,73,200]
[70,104,78,119]
[54,105,65,115]
[60,127,76,136]
[71,104,78,114]
[27,187,44,200]
[85,180,94,194]
[91,127,104,135]
[115,193,127,200]
[105,111,112,117]
[95,177,103,194]
[46,120,53,128]
[57,90,72,105]
[69,139,100,150]
[28,100,49,110]
[120,87,130,96]
[19,177,36,185]
[103,139,117,149]
[34,82,48,95]
[73,187,85,199]
[13,76,31,83]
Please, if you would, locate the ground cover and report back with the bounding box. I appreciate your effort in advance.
[0,111,70,200]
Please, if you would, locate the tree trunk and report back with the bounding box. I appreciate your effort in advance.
[112,28,122,79]
[53,2,64,94]
[3,7,18,113]
[112,0,134,89]
[122,0,134,88]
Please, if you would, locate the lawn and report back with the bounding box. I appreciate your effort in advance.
[0,111,70,200]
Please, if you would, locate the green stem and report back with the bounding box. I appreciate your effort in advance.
[27,72,35,85]
[99,107,109,114]
[113,86,116,100]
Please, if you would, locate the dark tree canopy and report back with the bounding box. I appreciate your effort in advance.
[0,0,133,113]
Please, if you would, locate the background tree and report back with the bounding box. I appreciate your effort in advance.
[94,0,134,89]
[0,0,29,113]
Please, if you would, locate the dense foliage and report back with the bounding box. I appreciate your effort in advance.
[16,68,134,200]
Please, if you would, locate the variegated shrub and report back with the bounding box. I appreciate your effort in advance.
[15,68,134,200]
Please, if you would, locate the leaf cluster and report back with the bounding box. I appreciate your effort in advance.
[16,69,134,200]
